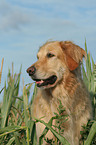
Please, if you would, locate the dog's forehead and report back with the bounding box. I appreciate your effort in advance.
[38,41,61,55]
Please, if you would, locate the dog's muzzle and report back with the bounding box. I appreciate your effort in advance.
[27,66,57,88]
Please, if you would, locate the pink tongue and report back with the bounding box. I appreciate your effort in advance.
[36,80,44,85]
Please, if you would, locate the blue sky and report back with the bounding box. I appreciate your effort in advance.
[0,0,96,100]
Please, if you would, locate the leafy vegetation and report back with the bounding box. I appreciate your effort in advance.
[0,58,4,85]
[0,41,96,145]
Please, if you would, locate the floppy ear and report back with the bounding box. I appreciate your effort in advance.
[60,41,86,71]
[65,53,79,71]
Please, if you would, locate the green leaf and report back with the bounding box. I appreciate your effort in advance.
[30,83,37,106]
[0,126,27,137]
[35,119,70,145]
[84,121,96,145]
[6,137,15,145]
[23,86,29,125]
[1,78,15,127]
[27,121,37,145]
[14,132,21,145]
[82,63,88,89]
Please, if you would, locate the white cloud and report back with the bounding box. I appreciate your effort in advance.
[0,1,30,31]
[1,0,96,33]
[0,0,96,62]
[0,12,30,30]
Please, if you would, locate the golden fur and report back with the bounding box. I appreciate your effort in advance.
[27,41,92,145]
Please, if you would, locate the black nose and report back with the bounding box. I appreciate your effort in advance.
[27,66,36,76]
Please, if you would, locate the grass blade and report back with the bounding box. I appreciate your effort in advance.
[0,58,4,84]
[35,119,70,145]
[84,121,96,145]
[27,120,37,145]
[6,137,15,145]
[1,79,15,127]
[14,132,21,145]
[0,126,27,136]
[23,86,29,125]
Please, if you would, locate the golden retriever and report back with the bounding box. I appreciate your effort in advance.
[27,41,92,145]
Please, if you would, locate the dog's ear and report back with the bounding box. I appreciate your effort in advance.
[60,41,86,71]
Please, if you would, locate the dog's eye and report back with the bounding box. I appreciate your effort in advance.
[47,53,55,58]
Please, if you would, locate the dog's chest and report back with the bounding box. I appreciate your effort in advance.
[33,87,72,122]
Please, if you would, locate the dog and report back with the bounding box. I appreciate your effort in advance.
[27,41,92,145]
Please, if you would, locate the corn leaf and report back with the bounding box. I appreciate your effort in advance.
[6,137,15,145]
[27,120,37,145]
[84,121,96,145]
[23,86,29,125]
[35,119,70,145]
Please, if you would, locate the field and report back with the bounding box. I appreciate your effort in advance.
[0,41,96,145]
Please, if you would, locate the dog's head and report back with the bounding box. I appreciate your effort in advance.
[27,41,86,89]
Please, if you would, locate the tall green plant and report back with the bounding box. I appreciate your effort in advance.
[0,64,37,145]
[82,40,96,120]
[0,58,4,84]
[82,40,96,144]
[1,68,21,128]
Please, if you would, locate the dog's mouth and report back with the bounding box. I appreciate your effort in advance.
[33,75,57,87]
